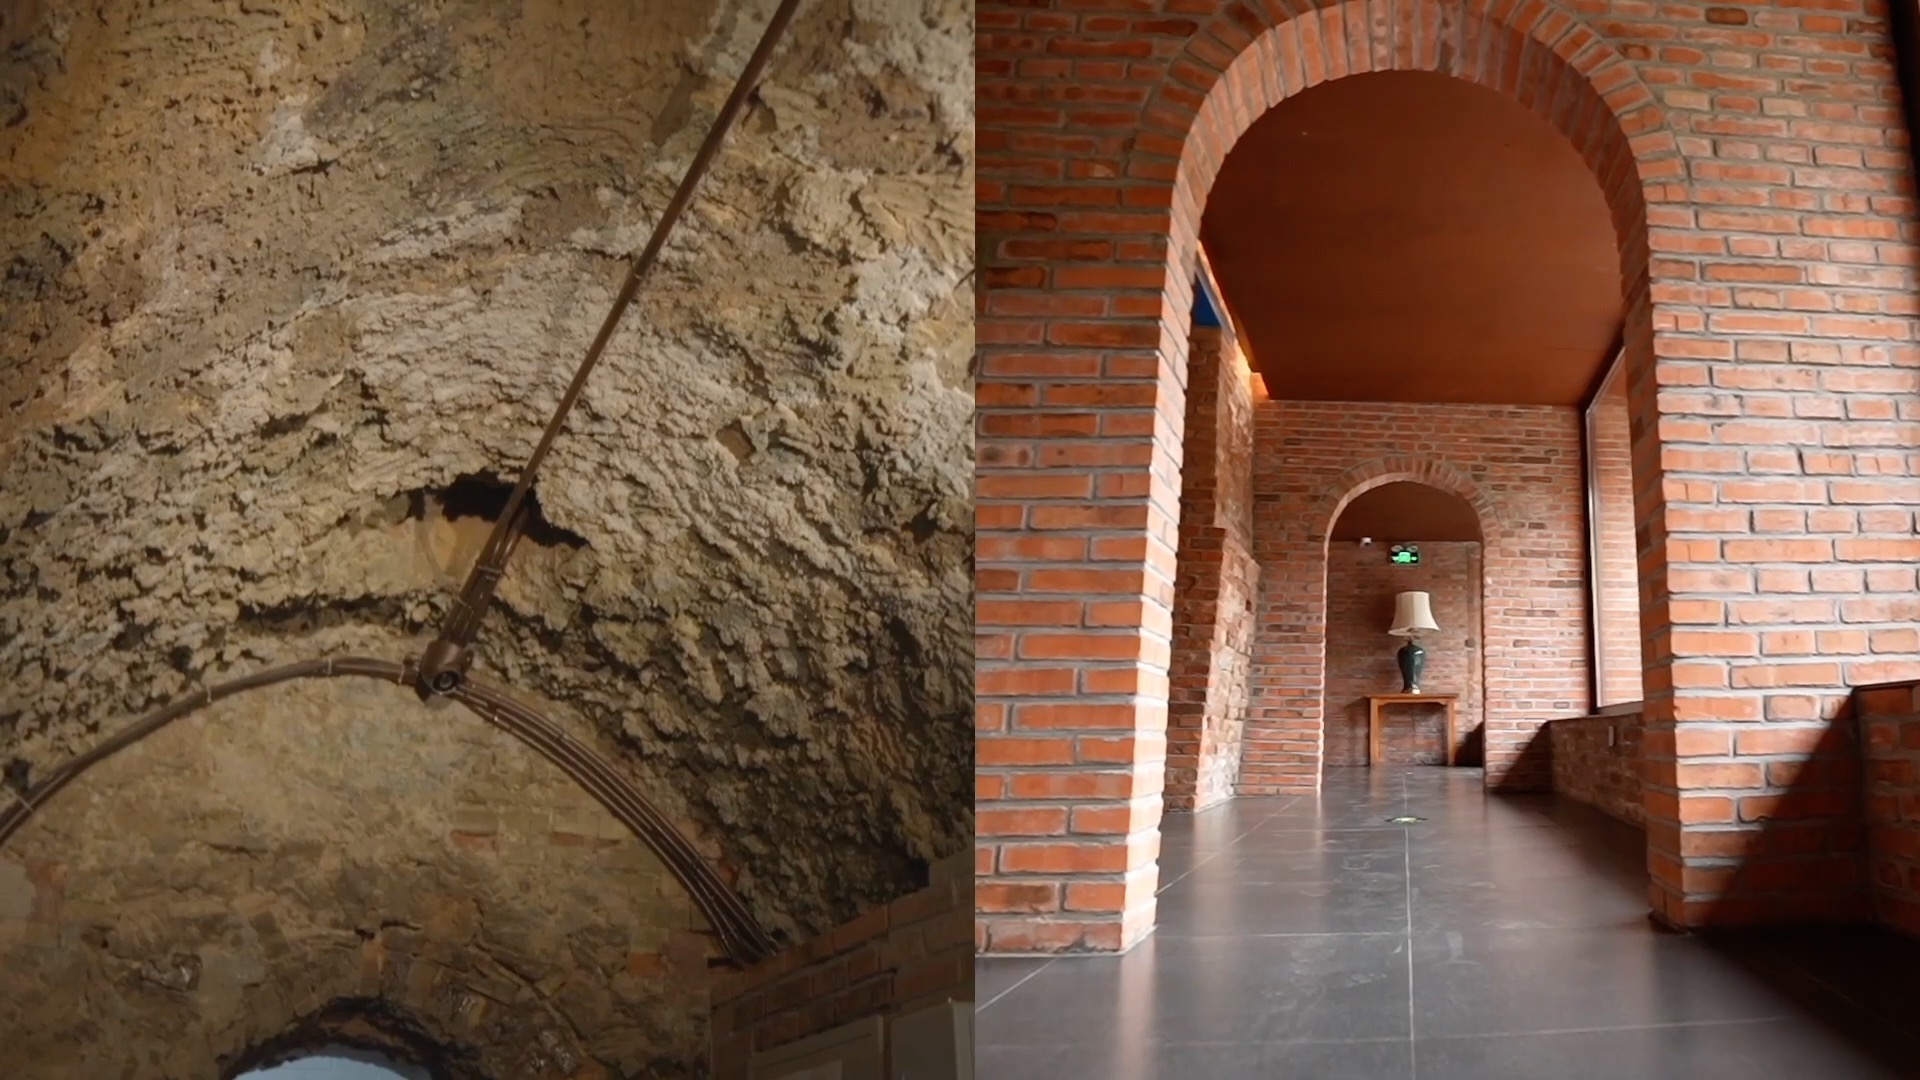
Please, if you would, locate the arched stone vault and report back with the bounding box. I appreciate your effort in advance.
[0,657,775,967]
[0,0,973,955]
[0,679,721,1079]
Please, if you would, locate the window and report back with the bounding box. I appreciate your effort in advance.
[1583,346,1643,708]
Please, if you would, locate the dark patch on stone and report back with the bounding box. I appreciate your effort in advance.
[714,420,753,463]
[649,65,706,147]
[3,757,29,794]
[433,473,589,550]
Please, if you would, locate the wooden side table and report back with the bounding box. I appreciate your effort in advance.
[1365,693,1459,766]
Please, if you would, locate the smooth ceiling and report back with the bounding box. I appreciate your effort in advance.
[1201,71,1621,406]
[1331,482,1483,542]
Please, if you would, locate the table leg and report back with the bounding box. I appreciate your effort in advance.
[1368,700,1379,766]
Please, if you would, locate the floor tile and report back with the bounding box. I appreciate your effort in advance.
[1225,827,1412,854]
[976,1039,1414,1080]
[1409,874,1651,933]
[1410,925,1802,1037]
[978,932,1413,1046]
[1157,877,1408,936]
[1173,847,1407,885]
[975,767,1920,1080]
[976,956,1054,1005]
[1414,1018,1912,1080]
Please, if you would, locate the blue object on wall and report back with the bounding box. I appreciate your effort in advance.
[1192,274,1224,329]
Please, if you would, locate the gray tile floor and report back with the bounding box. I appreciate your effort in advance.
[977,767,1920,1079]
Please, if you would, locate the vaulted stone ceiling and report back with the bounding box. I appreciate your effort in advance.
[1201,70,1621,407]
[0,0,970,1069]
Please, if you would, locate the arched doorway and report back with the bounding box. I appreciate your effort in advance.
[1322,481,1487,772]
[976,0,1669,953]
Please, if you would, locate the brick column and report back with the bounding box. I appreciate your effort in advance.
[1166,326,1258,812]
[1633,164,1920,925]
[974,164,1187,951]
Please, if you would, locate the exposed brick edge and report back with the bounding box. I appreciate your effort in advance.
[1167,324,1258,811]
[1857,680,1920,938]
[709,850,972,1078]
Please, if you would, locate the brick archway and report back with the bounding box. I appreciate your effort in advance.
[977,0,1689,953]
[1314,458,1499,545]
[1240,452,1571,796]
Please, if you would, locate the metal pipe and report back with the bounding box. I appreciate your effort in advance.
[0,655,776,966]
[0,0,813,973]
[420,0,808,696]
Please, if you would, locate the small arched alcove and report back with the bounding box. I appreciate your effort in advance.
[1325,481,1486,769]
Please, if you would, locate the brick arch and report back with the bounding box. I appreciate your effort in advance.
[1290,458,1502,783]
[1142,0,1664,801]
[1242,422,1588,794]
[974,0,1682,953]
[1314,456,1498,547]
[1141,0,1675,338]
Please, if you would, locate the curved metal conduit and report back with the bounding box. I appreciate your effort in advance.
[0,0,810,969]
[0,658,775,965]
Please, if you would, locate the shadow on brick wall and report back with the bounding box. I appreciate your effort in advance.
[1696,712,1866,929]
[1459,723,1485,769]
[1683,693,1920,1070]
[1545,705,1915,1067]
[1490,726,1551,793]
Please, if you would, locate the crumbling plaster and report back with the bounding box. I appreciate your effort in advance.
[0,0,972,1010]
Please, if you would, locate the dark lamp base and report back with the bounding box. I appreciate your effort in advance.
[1396,638,1428,694]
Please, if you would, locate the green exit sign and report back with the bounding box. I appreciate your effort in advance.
[1389,544,1420,565]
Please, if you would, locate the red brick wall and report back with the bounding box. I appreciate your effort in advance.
[1324,541,1483,767]
[1246,402,1589,794]
[1550,708,1647,827]
[977,0,1920,951]
[710,851,972,1078]
[1589,375,1644,707]
[1167,326,1258,811]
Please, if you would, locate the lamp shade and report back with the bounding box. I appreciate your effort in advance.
[1389,591,1440,637]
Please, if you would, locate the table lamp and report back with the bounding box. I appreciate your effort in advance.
[1389,590,1440,693]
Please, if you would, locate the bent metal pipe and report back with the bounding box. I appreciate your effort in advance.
[0,658,775,965]
[0,0,811,969]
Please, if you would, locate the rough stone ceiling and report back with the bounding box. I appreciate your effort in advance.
[1201,70,1621,407]
[0,0,972,951]
[3,680,723,1077]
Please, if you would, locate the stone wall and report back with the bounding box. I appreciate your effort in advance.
[1549,708,1646,828]
[0,0,971,945]
[1324,540,1483,768]
[709,850,972,1079]
[0,679,719,1078]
